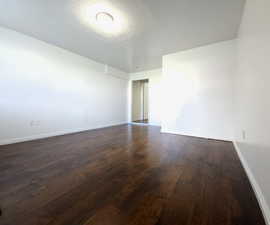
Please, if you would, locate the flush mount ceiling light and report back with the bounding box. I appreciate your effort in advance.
[96,12,114,24]
[79,2,129,37]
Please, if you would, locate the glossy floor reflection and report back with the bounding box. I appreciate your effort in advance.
[0,125,265,225]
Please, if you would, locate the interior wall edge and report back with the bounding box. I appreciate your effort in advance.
[0,26,128,78]
[0,26,129,143]
[233,141,270,225]
[129,68,162,80]
[105,65,129,80]
[128,69,162,126]
[160,129,233,142]
[0,121,128,146]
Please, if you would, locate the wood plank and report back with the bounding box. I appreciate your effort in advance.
[0,125,265,225]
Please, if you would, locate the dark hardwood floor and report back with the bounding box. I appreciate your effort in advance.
[0,125,265,225]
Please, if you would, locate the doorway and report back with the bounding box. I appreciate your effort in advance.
[132,79,149,124]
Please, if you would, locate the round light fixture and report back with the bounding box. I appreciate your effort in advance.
[79,2,129,37]
[96,12,114,26]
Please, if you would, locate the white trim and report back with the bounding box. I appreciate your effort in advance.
[0,122,127,146]
[233,142,270,225]
[160,129,232,141]
[148,123,161,127]
[129,122,149,126]
[128,122,161,127]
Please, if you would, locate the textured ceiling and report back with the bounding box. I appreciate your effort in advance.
[0,0,246,72]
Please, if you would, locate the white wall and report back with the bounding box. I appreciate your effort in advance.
[0,26,128,145]
[234,0,270,223]
[129,69,162,126]
[162,40,236,141]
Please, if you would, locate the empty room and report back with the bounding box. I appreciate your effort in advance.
[0,0,270,225]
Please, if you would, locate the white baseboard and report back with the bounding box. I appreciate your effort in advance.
[0,121,127,146]
[233,142,270,225]
[148,123,161,127]
[129,122,149,126]
[128,122,161,127]
[161,129,232,142]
